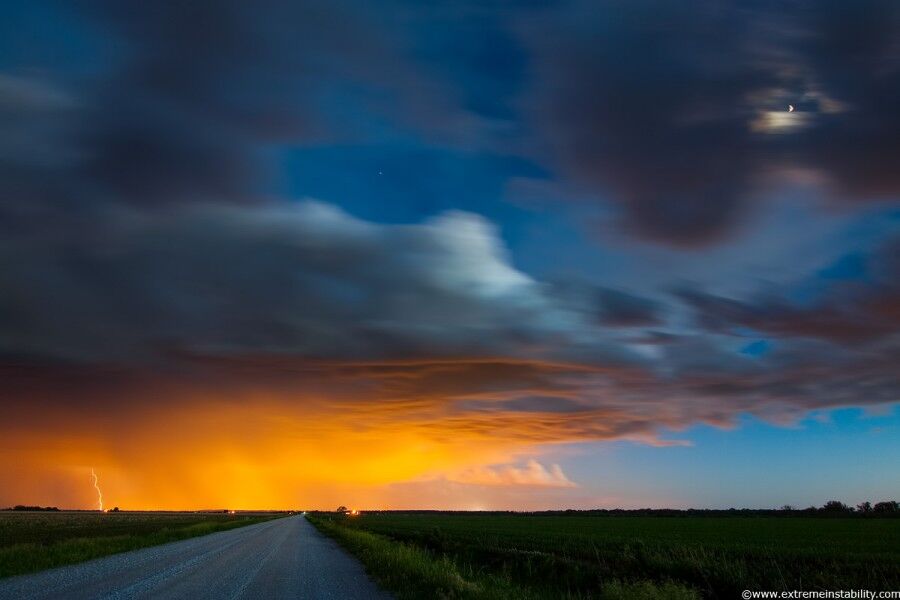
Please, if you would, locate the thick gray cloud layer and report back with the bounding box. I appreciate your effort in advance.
[1,201,564,362]
[523,0,900,244]
[3,0,898,240]
[0,0,897,445]
[2,196,897,441]
[676,237,900,344]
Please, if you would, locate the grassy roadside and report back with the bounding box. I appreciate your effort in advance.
[0,512,283,578]
[313,512,900,598]
[307,514,699,600]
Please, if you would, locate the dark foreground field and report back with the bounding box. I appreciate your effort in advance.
[0,511,282,578]
[309,513,900,599]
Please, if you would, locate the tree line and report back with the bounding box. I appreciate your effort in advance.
[344,500,900,517]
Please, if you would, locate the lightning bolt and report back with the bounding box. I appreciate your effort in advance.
[91,468,104,512]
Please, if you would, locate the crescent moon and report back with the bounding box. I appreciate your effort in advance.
[788,104,795,112]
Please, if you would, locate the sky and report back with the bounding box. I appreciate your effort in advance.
[1,0,898,510]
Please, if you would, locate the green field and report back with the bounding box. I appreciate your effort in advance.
[0,511,282,578]
[309,513,900,599]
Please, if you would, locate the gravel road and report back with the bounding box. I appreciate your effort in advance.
[0,515,392,600]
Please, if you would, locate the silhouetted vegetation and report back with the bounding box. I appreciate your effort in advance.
[874,500,900,513]
[784,499,898,516]
[4,505,60,512]
[821,499,852,513]
[312,499,900,519]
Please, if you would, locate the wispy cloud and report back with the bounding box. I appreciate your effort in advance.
[450,460,577,488]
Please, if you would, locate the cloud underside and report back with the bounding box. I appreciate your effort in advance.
[3,203,897,463]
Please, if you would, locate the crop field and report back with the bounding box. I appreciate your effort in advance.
[309,513,900,599]
[0,511,282,578]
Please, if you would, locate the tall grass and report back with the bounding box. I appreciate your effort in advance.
[309,514,700,600]
[0,512,280,578]
[310,513,899,599]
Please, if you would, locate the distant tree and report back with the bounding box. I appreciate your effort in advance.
[780,505,794,511]
[856,502,872,514]
[109,506,120,512]
[336,505,348,513]
[821,500,852,513]
[873,500,899,513]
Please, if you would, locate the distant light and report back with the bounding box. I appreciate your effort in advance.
[788,104,795,112]
[229,510,236,515]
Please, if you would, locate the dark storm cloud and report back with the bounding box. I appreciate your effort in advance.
[523,0,765,245]
[521,0,900,244]
[2,188,893,442]
[676,237,900,344]
[0,0,897,449]
[0,0,441,211]
[83,0,416,206]
[8,347,896,447]
[801,0,900,199]
[5,0,897,232]
[595,288,662,327]
[0,200,631,364]
[677,287,898,344]
[546,281,666,329]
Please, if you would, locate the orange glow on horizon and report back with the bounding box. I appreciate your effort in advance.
[1,394,590,510]
[0,356,674,511]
